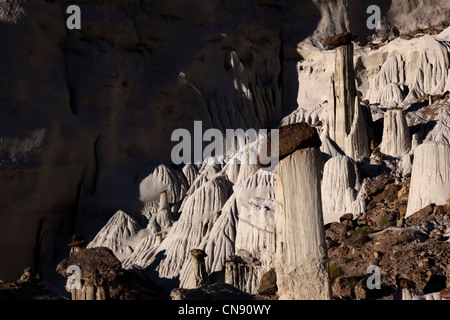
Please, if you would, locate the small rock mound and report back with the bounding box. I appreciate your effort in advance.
[324,32,358,47]
[257,122,321,168]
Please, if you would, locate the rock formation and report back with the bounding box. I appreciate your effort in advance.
[56,246,123,300]
[321,155,360,224]
[224,254,262,295]
[274,124,331,300]
[148,191,174,232]
[185,249,209,289]
[327,33,370,160]
[406,142,450,217]
[380,109,411,157]
[257,122,321,168]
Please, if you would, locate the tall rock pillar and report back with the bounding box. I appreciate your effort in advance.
[268,123,331,300]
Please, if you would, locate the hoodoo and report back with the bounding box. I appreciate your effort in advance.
[185,249,210,289]
[270,123,331,300]
[321,155,359,224]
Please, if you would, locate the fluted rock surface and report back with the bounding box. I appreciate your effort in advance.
[87,210,140,260]
[380,109,411,157]
[406,142,450,217]
[275,147,331,300]
[139,175,230,279]
[321,156,360,224]
[328,42,370,160]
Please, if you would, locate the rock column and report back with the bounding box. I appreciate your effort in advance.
[272,124,331,300]
[186,249,210,289]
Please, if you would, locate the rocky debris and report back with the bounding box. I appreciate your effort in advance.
[359,176,409,231]
[331,276,364,300]
[87,212,140,259]
[275,146,330,300]
[409,204,435,219]
[257,122,321,168]
[324,32,358,48]
[170,282,254,300]
[325,222,349,248]
[185,249,210,289]
[16,267,41,287]
[327,208,450,299]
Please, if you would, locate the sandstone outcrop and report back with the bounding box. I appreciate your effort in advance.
[406,142,450,217]
[380,109,411,157]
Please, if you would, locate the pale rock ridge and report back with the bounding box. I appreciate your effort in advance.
[152,175,230,280]
[275,148,331,300]
[377,83,406,105]
[380,109,411,157]
[178,170,275,292]
[87,210,140,260]
[121,233,159,270]
[321,155,359,225]
[406,142,450,217]
[411,134,421,150]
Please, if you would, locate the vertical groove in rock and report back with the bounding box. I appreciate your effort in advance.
[380,109,411,157]
[328,41,369,160]
[321,155,358,224]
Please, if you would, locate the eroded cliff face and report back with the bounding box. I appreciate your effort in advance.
[0,0,319,281]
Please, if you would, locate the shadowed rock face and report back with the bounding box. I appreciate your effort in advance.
[324,32,358,47]
[257,122,321,167]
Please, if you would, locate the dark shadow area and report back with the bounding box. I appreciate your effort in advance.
[406,100,429,113]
